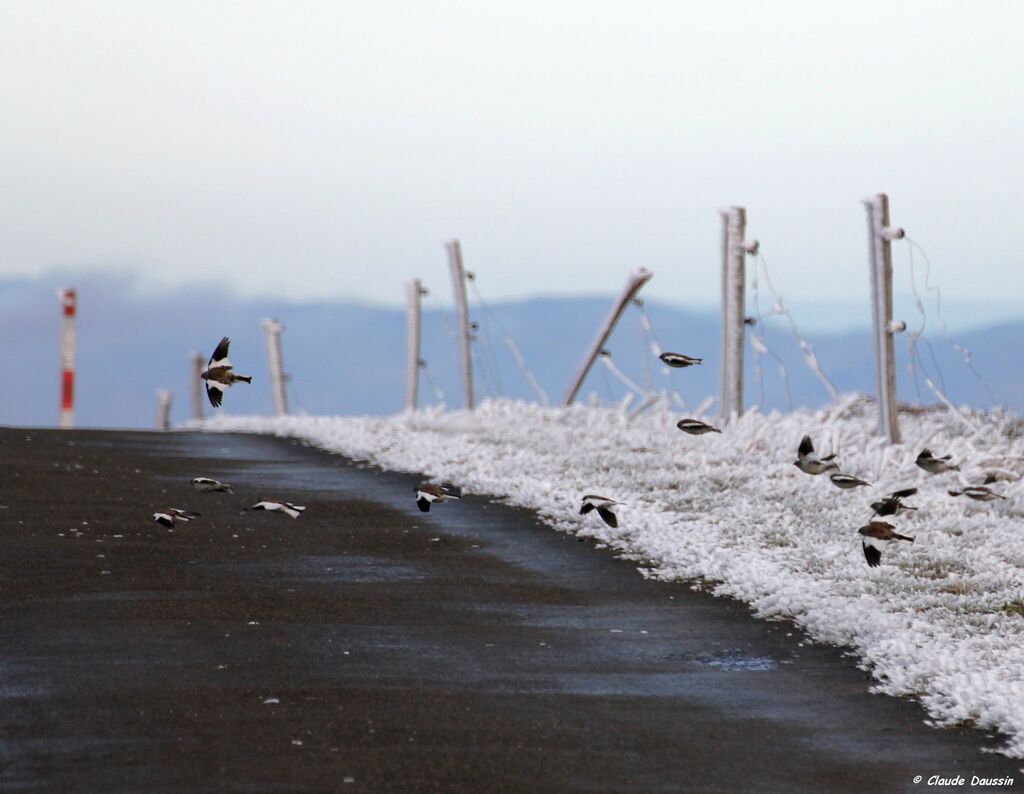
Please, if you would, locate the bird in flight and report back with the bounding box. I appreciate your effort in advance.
[191,477,233,493]
[948,486,1007,502]
[858,521,914,567]
[659,352,702,368]
[201,337,252,408]
[676,419,721,435]
[793,435,839,476]
[248,501,306,518]
[153,508,200,528]
[830,473,871,490]
[870,487,919,517]
[579,495,622,528]
[414,483,463,513]
[916,448,959,474]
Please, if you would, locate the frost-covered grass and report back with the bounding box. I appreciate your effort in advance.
[197,395,1024,756]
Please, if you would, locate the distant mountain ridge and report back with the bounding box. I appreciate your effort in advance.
[0,271,1019,428]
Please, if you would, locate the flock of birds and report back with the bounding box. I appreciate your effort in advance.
[573,352,1012,569]
[156,339,1010,569]
[153,336,464,527]
[152,337,304,527]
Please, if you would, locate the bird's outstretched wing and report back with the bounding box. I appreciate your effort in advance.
[209,337,231,368]
[206,381,225,408]
[597,507,618,528]
[797,435,814,459]
[862,541,882,568]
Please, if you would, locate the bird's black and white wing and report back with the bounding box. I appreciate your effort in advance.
[596,507,618,528]
[208,336,232,369]
[891,487,918,499]
[579,502,595,515]
[206,380,225,408]
[862,538,882,567]
[797,435,814,460]
[415,488,439,512]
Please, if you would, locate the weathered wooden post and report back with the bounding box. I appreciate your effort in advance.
[446,240,474,410]
[562,268,653,406]
[190,351,204,421]
[864,193,905,443]
[720,208,758,421]
[719,210,729,417]
[261,318,289,416]
[58,288,77,428]
[156,389,172,430]
[405,279,428,411]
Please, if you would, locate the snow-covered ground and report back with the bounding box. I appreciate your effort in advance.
[197,395,1024,757]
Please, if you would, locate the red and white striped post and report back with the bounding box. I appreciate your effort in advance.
[59,288,77,428]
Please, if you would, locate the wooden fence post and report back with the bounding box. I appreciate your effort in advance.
[446,240,474,410]
[562,268,654,406]
[864,193,905,443]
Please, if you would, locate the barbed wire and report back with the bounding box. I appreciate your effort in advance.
[749,258,793,411]
[631,299,689,410]
[903,237,998,407]
[466,274,551,404]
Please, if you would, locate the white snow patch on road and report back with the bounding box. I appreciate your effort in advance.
[195,396,1024,756]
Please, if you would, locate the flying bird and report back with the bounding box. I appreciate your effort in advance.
[948,486,1006,502]
[201,337,253,408]
[153,508,200,528]
[916,448,960,474]
[677,419,721,435]
[414,483,462,513]
[870,487,919,517]
[580,495,622,528]
[830,473,871,490]
[794,435,839,476]
[191,477,233,493]
[659,352,702,368]
[858,521,914,567]
[248,501,306,518]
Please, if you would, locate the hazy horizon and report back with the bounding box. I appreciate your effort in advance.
[2,1,1022,309]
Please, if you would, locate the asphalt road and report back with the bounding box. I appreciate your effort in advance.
[1,428,1019,792]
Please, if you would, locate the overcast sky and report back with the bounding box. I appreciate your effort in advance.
[1,1,1021,320]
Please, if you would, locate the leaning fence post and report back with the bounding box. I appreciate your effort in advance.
[864,193,905,443]
[562,268,654,406]
[446,240,474,410]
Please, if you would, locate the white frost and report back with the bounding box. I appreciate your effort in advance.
[195,395,1024,756]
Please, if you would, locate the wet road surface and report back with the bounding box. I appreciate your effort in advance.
[1,429,1019,792]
